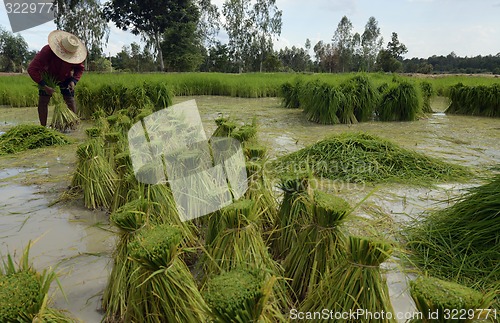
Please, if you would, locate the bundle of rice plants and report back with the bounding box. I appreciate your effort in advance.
[409,276,494,323]
[300,236,395,323]
[50,102,80,132]
[203,268,286,323]
[143,81,173,111]
[0,124,70,155]
[244,143,267,160]
[126,224,209,322]
[111,151,140,211]
[85,126,102,138]
[377,81,421,121]
[202,199,280,277]
[340,74,379,122]
[231,122,257,142]
[212,116,238,137]
[445,83,500,117]
[405,174,500,293]
[271,171,311,259]
[0,243,73,322]
[280,80,302,109]
[420,81,434,113]
[102,199,147,321]
[75,83,94,119]
[72,138,118,209]
[284,190,350,301]
[97,83,128,115]
[302,81,342,125]
[273,132,471,184]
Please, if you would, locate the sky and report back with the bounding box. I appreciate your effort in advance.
[0,0,499,59]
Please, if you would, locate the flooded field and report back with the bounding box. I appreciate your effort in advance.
[1,96,499,322]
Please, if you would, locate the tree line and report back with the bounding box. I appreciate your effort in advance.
[0,0,499,74]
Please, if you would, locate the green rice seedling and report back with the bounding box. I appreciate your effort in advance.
[420,81,434,113]
[203,268,287,323]
[111,151,140,211]
[273,132,471,184]
[212,116,238,137]
[280,79,302,109]
[409,276,494,323]
[271,171,311,259]
[300,236,395,323]
[50,102,80,132]
[378,80,422,121]
[126,224,209,322]
[302,81,343,125]
[143,81,173,111]
[0,243,73,322]
[340,74,379,122]
[231,122,257,142]
[377,80,422,121]
[405,174,500,296]
[446,83,500,117]
[72,138,118,209]
[102,198,147,321]
[97,83,128,115]
[85,126,102,138]
[0,124,70,155]
[75,83,94,119]
[284,190,350,301]
[202,199,281,278]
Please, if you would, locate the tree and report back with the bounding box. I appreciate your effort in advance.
[375,49,402,73]
[361,16,383,71]
[55,0,109,62]
[161,1,204,71]
[104,0,200,71]
[332,16,355,72]
[197,0,221,47]
[251,0,282,72]
[313,40,338,73]
[387,32,407,60]
[222,0,253,72]
[0,28,29,72]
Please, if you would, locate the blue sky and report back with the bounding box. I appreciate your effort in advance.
[1,0,499,59]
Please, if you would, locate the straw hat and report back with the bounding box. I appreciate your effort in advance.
[48,30,87,64]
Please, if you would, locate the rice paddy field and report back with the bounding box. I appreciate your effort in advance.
[0,72,499,322]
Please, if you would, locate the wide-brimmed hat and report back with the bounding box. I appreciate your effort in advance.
[48,30,87,64]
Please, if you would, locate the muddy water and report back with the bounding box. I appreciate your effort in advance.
[1,97,499,322]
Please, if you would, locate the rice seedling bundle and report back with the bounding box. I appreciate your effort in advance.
[126,224,209,322]
[377,81,421,121]
[280,80,302,109]
[445,83,500,117]
[50,102,80,132]
[203,268,286,322]
[212,116,238,137]
[143,81,173,111]
[111,151,141,211]
[85,126,102,138]
[274,132,471,184]
[340,74,379,122]
[284,190,350,301]
[0,243,73,322]
[271,172,311,259]
[102,198,151,321]
[300,236,395,323]
[0,124,70,155]
[420,81,434,113]
[97,83,128,115]
[409,276,493,323]
[301,80,343,125]
[405,174,500,290]
[72,138,118,209]
[203,199,280,276]
[75,84,94,119]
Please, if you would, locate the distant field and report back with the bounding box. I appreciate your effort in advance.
[1,72,498,108]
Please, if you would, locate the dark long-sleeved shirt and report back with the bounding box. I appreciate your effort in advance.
[28,44,84,86]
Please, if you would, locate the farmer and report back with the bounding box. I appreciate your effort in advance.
[28,30,87,126]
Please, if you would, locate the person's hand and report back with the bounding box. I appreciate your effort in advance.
[44,85,55,95]
[68,81,75,91]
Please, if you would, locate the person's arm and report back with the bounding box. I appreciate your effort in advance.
[67,62,85,91]
[27,45,51,86]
